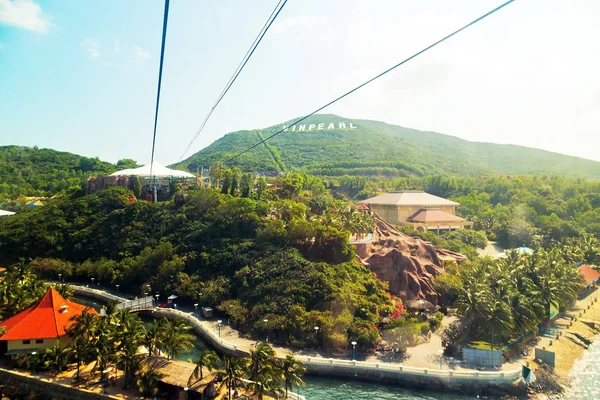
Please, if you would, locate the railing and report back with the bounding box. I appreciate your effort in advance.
[72,286,522,387]
[152,308,522,383]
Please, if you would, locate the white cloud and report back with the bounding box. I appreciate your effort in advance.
[0,0,51,33]
[81,38,100,59]
[134,45,150,64]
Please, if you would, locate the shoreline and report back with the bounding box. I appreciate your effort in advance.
[525,289,600,395]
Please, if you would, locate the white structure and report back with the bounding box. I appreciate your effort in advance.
[110,162,194,178]
[0,210,15,216]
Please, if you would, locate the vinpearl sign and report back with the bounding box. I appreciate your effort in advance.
[282,122,358,132]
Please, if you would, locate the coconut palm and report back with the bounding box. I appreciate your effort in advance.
[248,342,276,382]
[221,355,248,400]
[142,322,165,358]
[43,341,71,372]
[136,365,162,396]
[118,337,142,388]
[53,283,74,299]
[189,349,220,386]
[160,318,194,360]
[71,336,89,379]
[277,354,306,399]
[248,342,279,400]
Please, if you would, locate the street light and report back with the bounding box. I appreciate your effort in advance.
[31,351,37,376]
[263,319,269,342]
[194,303,199,314]
[102,369,109,394]
[155,294,160,304]
[438,349,444,370]
[217,320,222,338]
[58,273,62,282]
[351,341,357,361]
[91,277,95,285]
[314,326,320,345]
[183,387,189,400]
[116,284,120,291]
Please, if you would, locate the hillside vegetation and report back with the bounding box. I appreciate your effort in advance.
[0,146,139,205]
[174,114,600,179]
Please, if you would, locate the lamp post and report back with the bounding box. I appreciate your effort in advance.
[155,294,160,304]
[58,273,62,283]
[351,341,357,361]
[217,320,222,338]
[194,303,199,314]
[263,319,269,342]
[438,349,444,370]
[184,387,189,400]
[314,326,320,346]
[91,277,95,285]
[102,369,109,394]
[116,284,120,292]
[31,351,37,376]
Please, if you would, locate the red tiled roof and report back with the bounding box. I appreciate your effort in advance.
[407,208,466,223]
[0,287,97,341]
[578,264,600,285]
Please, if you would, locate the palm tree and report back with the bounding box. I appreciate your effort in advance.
[67,308,98,339]
[53,283,74,299]
[249,342,279,400]
[221,355,248,400]
[71,336,89,379]
[249,342,276,382]
[119,337,142,388]
[161,318,194,360]
[143,322,165,358]
[136,365,162,396]
[189,349,220,386]
[277,354,306,399]
[43,342,71,372]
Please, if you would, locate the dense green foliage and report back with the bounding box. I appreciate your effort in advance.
[174,114,600,179]
[436,240,597,350]
[0,183,394,350]
[0,146,120,201]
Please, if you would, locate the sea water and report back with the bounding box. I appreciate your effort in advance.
[562,337,600,400]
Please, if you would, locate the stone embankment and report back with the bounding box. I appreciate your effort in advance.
[0,367,118,400]
[74,285,523,396]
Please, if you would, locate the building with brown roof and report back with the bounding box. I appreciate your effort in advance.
[360,190,472,232]
[0,287,97,355]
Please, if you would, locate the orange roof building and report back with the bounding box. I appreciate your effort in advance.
[0,287,97,355]
[578,264,600,288]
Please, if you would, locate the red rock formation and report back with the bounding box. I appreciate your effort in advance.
[354,211,466,305]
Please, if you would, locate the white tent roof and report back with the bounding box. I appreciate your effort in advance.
[110,162,194,178]
[0,209,15,216]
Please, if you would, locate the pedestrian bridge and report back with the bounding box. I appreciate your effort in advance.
[116,296,154,312]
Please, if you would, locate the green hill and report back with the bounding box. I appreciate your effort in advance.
[174,114,600,179]
[0,146,120,200]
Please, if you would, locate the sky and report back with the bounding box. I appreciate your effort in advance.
[0,0,599,165]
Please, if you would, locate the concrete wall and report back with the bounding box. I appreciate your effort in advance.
[0,367,118,400]
[7,337,59,352]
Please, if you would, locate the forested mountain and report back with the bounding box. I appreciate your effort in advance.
[0,146,137,201]
[173,114,600,179]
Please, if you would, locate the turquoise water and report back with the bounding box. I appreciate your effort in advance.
[562,336,600,400]
[301,376,477,399]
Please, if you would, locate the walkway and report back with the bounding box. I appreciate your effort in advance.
[72,285,522,391]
